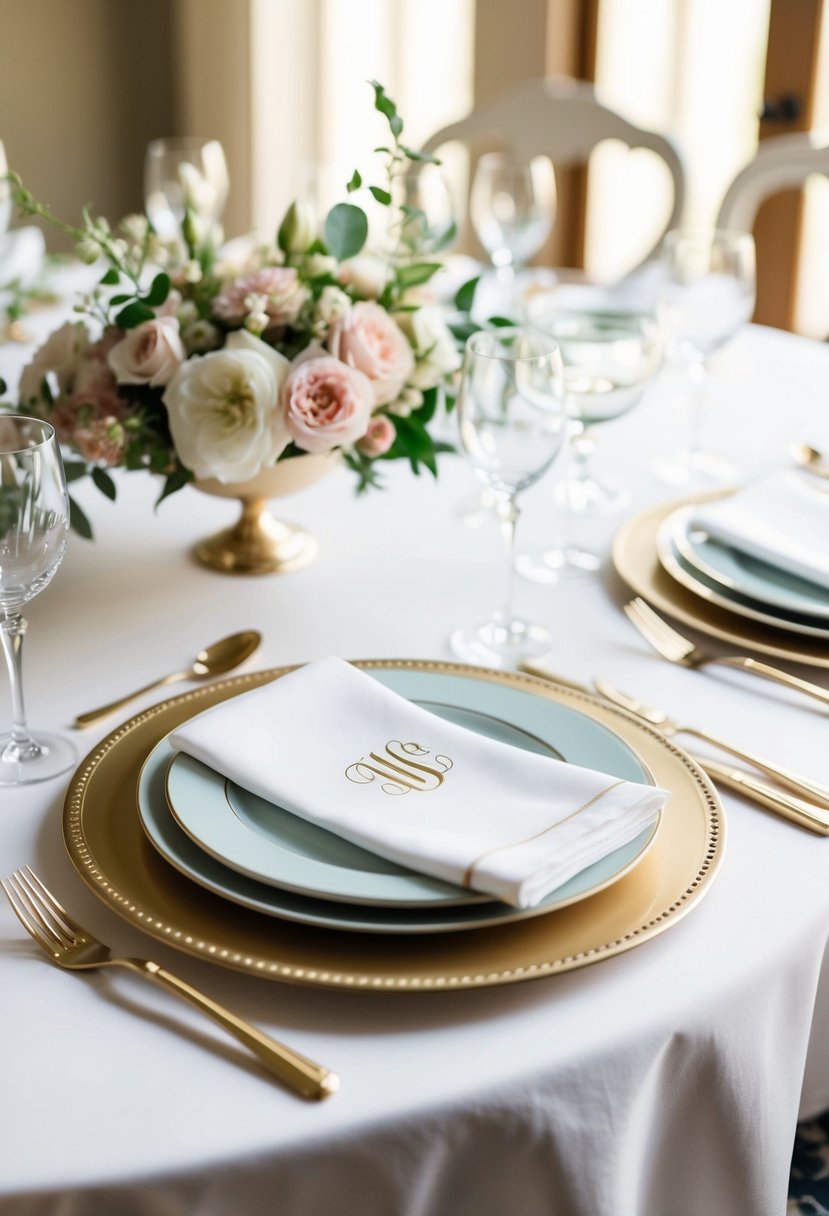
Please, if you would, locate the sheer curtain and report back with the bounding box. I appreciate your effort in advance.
[249,0,474,241]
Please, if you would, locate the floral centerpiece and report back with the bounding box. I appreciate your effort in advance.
[2,83,477,541]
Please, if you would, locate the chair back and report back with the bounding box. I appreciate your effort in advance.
[716,129,829,232]
[422,76,685,273]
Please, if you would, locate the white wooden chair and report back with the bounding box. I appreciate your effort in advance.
[422,76,686,275]
[716,129,829,231]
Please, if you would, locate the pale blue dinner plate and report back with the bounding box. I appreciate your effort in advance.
[136,666,659,934]
[662,507,829,633]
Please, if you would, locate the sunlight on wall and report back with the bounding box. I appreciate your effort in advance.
[587,0,770,280]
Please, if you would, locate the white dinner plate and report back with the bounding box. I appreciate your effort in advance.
[657,507,829,638]
[137,666,660,933]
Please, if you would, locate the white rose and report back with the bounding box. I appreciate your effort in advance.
[316,285,352,326]
[163,329,290,483]
[304,253,337,278]
[107,317,186,388]
[400,306,461,390]
[337,254,388,299]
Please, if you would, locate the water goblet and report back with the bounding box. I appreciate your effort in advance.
[516,308,662,582]
[654,228,755,484]
[449,327,567,668]
[144,137,229,245]
[470,152,556,314]
[0,416,75,785]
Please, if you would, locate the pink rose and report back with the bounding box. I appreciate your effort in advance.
[107,316,186,387]
[73,416,126,467]
[356,414,396,457]
[18,321,89,403]
[212,267,308,329]
[282,356,373,454]
[326,301,414,406]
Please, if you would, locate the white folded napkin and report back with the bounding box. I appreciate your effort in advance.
[170,657,668,909]
[692,471,829,591]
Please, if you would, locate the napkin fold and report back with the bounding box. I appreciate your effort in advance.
[692,471,829,592]
[170,658,668,908]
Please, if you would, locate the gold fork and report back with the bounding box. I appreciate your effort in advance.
[624,597,829,709]
[594,680,829,809]
[2,867,338,1101]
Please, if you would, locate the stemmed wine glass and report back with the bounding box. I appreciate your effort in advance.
[389,161,457,261]
[0,416,75,785]
[654,228,755,483]
[470,152,556,313]
[449,327,567,668]
[144,137,229,244]
[517,308,662,581]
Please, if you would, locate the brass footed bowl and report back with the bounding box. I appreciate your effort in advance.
[193,451,340,575]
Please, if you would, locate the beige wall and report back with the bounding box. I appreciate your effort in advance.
[0,0,174,249]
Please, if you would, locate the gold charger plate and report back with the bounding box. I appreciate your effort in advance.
[63,660,724,992]
[613,494,829,669]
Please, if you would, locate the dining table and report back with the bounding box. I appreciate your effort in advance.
[2,269,829,1216]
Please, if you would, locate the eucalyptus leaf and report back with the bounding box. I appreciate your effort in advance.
[369,186,392,206]
[399,146,440,165]
[396,262,442,289]
[347,169,362,193]
[324,203,368,260]
[68,495,93,540]
[115,301,155,329]
[143,272,171,308]
[454,276,480,313]
[91,466,116,501]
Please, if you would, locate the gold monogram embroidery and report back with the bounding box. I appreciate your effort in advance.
[345,741,454,796]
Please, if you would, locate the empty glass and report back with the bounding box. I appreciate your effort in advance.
[654,228,755,483]
[517,309,662,581]
[0,416,75,785]
[144,137,229,244]
[449,327,567,668]
[470,152,556,316]
[390,161,457,260]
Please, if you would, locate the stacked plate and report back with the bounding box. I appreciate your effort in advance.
[136,666,659,935]
[656,503,829,642]
[64,661,723,990]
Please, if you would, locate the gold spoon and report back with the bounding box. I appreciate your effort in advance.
[73,630,262,729]
[791,442,829,479]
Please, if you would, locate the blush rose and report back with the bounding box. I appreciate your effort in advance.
[107,316,186,387]
[282,356,373,454]
[326,301,414,406]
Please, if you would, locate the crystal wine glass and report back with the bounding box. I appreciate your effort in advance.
[449,327,567,668]
[470,152,556,314]
[0,416,75,785]
[390,161,457,260]
[654,228,755,484]
[517,308,662,582]
[144,137,229,244]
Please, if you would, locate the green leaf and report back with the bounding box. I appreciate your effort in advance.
[399,145,440,165]
[154,464,193,508]
[142,272,171,308]
[91,467,116,501]
[62,460,89,484]
[396,262,442,289]
[370,79,396,121]
[369,186,392,206]
[68,495,93,539]
[347,169,362,193]
[0,378,6,396]
[109,293,133,305]
[323,203,368,260]
[389,114,403,138]
[486,314,517,327]
[99,267,120,286]
[454,276,480,313]
[115,301,155,329]
[417,386,439,424]
[431,218,457,252]
[448,320,481,343]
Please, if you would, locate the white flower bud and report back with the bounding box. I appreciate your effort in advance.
[315,285,352,326]
[75,238,100,265]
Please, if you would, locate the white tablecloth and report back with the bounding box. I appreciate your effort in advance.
[2,307,829,1216]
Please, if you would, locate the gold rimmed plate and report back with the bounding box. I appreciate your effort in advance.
[63,661,724,991]
[613,495,829,669]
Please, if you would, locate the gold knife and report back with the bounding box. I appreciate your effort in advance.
[519,661,829,835]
